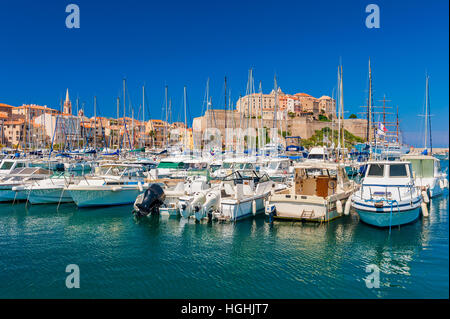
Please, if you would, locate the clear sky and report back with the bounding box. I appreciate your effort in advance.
[0,0,448,146]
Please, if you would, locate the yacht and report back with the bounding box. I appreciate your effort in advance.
[18,172,76,204]
[0,167,53,202]
[401,154,448,198]
[265,162,355,222]
[351,161,423,228]
[305,147,330,162]
[211,170,278,222]
[67,164,149,207]
[260,158,292,182]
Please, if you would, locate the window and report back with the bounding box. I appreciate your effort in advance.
[367,164,384,177]
[389,164,408,177]
[0,161,14,170]
[308,154,324,160]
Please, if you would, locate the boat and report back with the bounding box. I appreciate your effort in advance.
[212,170,278,222]
[67,164,149,207]
[351,161,423,228]
[211,156,258,179]
[265,162,355,222]
[19,172,76,204]
[260,157,292,182]
[177,176,212,219]
[401,154,448,198]
[0,159,30,176]
[0,167,53,202]
[304,147,330,162]
[397,74,449,199]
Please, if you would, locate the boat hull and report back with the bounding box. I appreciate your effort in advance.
[69,187,144,207]
[219,196,265,221]
[0,188,27,202]
[356,206,421,227]
[28,188,73,204]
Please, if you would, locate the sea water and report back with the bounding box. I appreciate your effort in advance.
[0,161,448,299]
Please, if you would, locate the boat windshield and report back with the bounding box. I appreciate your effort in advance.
[409,159,434,178]
[0,161,14,170]
[305,168,325,176]
[308,154,325,160]
[268,162,279,170]
[367,164,385,177]
[100,166,144,177]
[389,164,408,177]
[222,162,232,169]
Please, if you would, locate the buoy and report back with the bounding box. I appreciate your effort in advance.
[421,202,429,217]
[336,200,343,214]
[421,190,429,204]
[344,199,352,216]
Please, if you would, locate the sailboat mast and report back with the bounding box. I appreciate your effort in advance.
[92,98,96,152]
[340,64,345,151]
[139,85,145,147]
[396,105,399,144]
[259,81,263,154]
[164,85,168,149]
[337,66,341,150]
[424,75,428,150]
[184,86,187,152]
[368,59,373,144]
[123,78,126,148]
[428,76,432,153]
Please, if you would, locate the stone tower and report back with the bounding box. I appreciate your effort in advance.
[63,88,72,115]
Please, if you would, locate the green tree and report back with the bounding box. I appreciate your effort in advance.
[349,114,357,119]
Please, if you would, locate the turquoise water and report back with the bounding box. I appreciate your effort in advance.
[0,162,448,299]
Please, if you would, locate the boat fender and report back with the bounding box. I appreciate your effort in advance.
[421,202,429,217]
[252,200,257,216]
[336,200,343,215]
[112,186,122,192]
[421,190,429,204]
[439,179,445,190]
[344,199,351,216]
[138,181,143,192]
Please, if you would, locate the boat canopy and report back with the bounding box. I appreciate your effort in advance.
[157,161,184,169]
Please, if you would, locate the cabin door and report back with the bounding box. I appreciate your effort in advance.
[316,176,329,198]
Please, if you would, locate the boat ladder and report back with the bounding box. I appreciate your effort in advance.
[301,209,315,220]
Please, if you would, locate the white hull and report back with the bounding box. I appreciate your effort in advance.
[218,196,265,221]
[28,187,73,204]
[69,186,144,207]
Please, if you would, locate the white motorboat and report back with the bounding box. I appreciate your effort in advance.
[351,161,423,228]
[67,164,149,207]
[305,146,331,162]
[18,173,76,204]
[0,167,53,202]
[401,154,448,198]
[212,170,278,222]
[265,162,356,222]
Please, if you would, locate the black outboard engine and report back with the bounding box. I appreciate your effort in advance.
[134,184,165,217]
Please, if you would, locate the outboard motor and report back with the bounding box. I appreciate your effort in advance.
[134,184,165,217]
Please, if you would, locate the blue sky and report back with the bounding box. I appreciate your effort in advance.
[0,0,448,146]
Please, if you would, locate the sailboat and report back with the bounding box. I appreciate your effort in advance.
[401,74,448,198]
